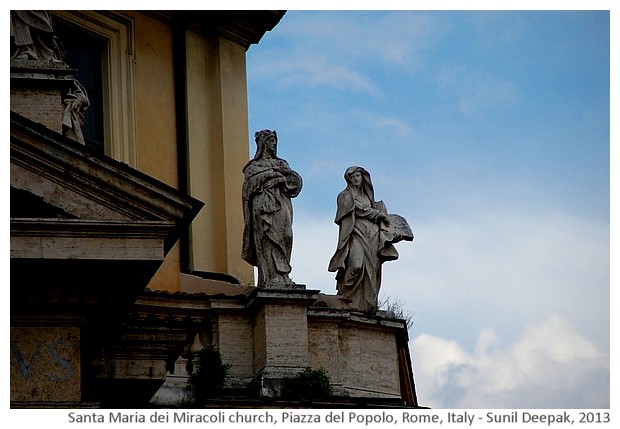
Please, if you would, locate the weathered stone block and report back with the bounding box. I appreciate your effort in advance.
[218,313,254,385]
[308,321,342,384]
[10,326,81,403]
[10,87,63,134]
[263,304,308,367]
[338,324,400,398]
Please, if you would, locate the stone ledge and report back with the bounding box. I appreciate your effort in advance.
[308,306,408,331]
[10,59,76,83]
[247,286,321,307]
[11,219,173,261]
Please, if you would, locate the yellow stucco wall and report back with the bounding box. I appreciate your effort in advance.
[121,12,181,291]
[129,12,179,188]
[124,13,253,291]
[186,31,253,286]
[218,37,253,285]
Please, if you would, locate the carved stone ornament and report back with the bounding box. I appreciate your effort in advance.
[62,80,90,145]
[242,130,303,288]
[328,166,413,311]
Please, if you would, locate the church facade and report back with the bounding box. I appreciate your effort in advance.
[10,10,419,408]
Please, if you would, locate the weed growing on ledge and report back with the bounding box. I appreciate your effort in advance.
[380,296,414,330]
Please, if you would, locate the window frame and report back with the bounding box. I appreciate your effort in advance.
[53,11,138,167]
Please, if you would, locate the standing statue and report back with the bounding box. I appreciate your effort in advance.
[328,166,413,311]
[242,130,303,288]
[10,11,63,62]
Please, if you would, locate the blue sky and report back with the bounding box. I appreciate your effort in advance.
[246,8,613,408]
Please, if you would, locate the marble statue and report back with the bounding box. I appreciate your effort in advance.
[328,166,413,311]
[242,130,303,288]
[10,11,63,62]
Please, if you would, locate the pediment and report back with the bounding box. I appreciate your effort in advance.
[10,186,77,219]
[10,112,204,260]
[10,112,202,224]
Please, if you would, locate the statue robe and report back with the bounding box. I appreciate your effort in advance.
[242,157,302,287]
[328,185,398,310]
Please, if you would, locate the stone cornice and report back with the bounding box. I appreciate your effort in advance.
[10,219,174,260]
[214,11,286,49]
[10,59,77,83]
[143,10,286,50]
[308,306,410,332]
[10,218,173,235]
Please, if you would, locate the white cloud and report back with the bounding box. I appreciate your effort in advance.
[350,110,413,139]
[290,207,612,410]
[250,11,448,98]
[364,12,446,68]
[253,54,381,97]
[383,201,610,349]
[411,316,610,408]
[290,215,339,291]
[277,11,444,69]
[288,197,609,408]
[435,64,520,119]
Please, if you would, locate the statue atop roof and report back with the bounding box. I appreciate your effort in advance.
[242,130,303,288]
[10,11,64,62]
[328,166,413,311]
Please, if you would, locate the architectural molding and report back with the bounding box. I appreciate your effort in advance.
[10,110,203,408]
[143,10,286,50]
[10,219,173,260]
[11,112,202,230]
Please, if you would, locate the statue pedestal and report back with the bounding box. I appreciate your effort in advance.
[247,285,320,397]
[10,60,76,135]
[148,275,419,406]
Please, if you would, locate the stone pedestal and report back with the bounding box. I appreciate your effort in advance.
[146,278,419,406]
[10,60,76,135]
[248,285,320,397]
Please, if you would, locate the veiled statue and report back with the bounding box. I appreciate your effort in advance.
[242,130,303,288]
[328,166,413,310]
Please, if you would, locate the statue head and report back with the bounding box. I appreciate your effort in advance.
[344,166,375,201]
[253,129,278,160]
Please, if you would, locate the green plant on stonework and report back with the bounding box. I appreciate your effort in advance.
[283,367,333,400]
[379,295,414,330]
[187,345,231,405]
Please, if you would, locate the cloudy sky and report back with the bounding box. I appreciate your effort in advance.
[246,7,613,408]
